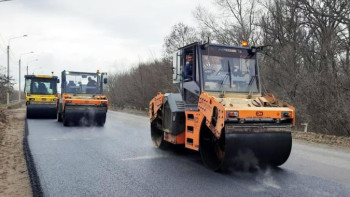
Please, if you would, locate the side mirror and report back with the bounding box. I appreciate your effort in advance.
[103,78,107,84]
[57,79,60,83]
[172,51,181,84]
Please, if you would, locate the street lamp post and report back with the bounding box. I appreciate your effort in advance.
[7,34,27,105]
[27,59,39,75]
[19,51,34,102]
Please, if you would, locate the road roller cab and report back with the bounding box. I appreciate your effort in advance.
[24,75,59,119]
[149,42,295,170]
[57,70,108,126]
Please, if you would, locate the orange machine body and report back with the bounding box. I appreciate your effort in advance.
[61,93,108,109]
[149,91,295,151]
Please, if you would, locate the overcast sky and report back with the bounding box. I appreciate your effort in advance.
[0,0,213,90]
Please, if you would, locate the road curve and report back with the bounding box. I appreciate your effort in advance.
[27,111,350,196]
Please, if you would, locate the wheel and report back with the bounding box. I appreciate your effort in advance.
[199,121,225,171]
[62,112,69,126]
[151,119,168,149]
[96,114,106,127]
[57,111,62,122]
[26,108,31,119]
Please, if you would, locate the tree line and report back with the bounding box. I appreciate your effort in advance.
[109,0,350,136]
[106,59,175,110]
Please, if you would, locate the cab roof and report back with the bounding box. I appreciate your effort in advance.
[25,75,58,79]
[62,70,106,75]
[178,42,251,51]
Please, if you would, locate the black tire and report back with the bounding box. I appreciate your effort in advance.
[62,112,69,126]
[26,109,32,119]
[151,119,168,149]
[57,111,62,122]
[96,118,105,127]
[199,121,225,171]
[96,113,106,127]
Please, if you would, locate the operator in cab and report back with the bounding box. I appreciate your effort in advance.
[184,54,193,81]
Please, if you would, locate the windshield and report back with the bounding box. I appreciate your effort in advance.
[64,72,101,94]
[202,46,259,93]
[25,78,57,95]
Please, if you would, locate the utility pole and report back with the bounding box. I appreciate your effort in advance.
[7,35,28,105]
[19,58,21,102]
[7,45,9,105]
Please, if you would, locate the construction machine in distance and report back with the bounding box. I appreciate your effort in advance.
[149,41,295,171]
[24,75,60,119]
[57,70,108,126]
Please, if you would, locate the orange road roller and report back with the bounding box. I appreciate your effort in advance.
[149,42,295,170]
[57,70,108,126]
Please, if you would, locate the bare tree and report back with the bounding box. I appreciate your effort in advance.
[164,22,200,56]
[194,0,259,45]
[106,59,175,110]
[259,0,350,135]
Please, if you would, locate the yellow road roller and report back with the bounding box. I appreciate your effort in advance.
[24,75,59,119]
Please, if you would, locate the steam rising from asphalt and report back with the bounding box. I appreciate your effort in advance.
[77,108,97,126]
[232,149,259,171]
[230,148,281,192]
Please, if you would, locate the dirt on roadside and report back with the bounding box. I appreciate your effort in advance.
[0,109,6,145]
[0,107,31,197]
[292,130,350,150]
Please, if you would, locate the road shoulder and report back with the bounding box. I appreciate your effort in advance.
[0,107,32,196]
[293,131,350,151]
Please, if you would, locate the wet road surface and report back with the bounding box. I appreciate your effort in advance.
[27,111,350,196]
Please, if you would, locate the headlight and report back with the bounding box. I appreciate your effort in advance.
[29,98,35,101]
[282,111,292,118]
[227,111,239,118]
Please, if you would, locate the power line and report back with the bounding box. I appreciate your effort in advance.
[0,33,7,46]
[0,34,7,55]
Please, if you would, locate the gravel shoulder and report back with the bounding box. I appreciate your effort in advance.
[0,107,31,197]
[292,131,350,150]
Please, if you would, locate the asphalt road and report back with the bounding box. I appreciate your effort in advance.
[27,111,350,197]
